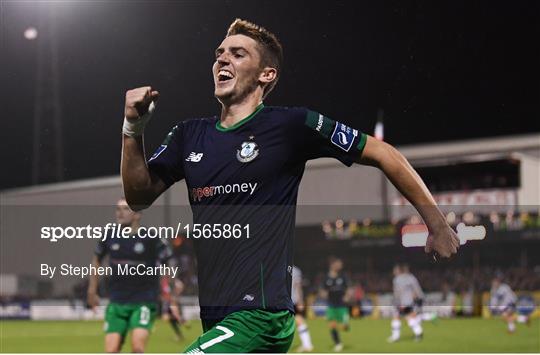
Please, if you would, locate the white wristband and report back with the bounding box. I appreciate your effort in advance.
[122,101,156,137]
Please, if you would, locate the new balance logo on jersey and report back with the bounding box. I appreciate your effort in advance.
[186,152,204,162]
[243,294,255,302]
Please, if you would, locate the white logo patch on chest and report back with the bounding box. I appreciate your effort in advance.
[236,141,259,163]
[186,152,204,162]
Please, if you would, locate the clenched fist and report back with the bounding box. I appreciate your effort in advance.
[124,86,159,121]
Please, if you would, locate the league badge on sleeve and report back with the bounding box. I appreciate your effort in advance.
[148,144,167,161]
[331,122,358,152]
[237,141,259,163]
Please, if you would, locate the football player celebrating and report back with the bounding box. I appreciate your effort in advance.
[120,19,459,353]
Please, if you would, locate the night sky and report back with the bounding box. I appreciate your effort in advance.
[1,0,539,189]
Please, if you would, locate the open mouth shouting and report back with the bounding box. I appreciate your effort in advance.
[217,69,235,83]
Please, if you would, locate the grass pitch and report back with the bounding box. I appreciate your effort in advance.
[1,317,538,353]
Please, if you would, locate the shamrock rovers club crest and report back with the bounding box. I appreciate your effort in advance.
[236,141,259,163]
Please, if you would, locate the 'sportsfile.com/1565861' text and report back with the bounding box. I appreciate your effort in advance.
[40,223,251,243]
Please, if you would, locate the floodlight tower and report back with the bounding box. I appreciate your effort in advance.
[32,3,64,184]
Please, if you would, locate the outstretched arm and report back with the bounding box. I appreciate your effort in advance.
[356,136,459,258]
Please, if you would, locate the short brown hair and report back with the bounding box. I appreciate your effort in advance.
[226,19,283,99]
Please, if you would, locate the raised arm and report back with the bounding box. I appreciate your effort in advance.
[356,135,460,258]
[121,87,167,211]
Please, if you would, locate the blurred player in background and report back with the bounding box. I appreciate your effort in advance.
[292,265,314,352]
[489,275,526,333]
[161,276,186,341]
[321,258,351,352]
[87,198,174,353]
[387,264,424,343]
[402,264,437,322]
